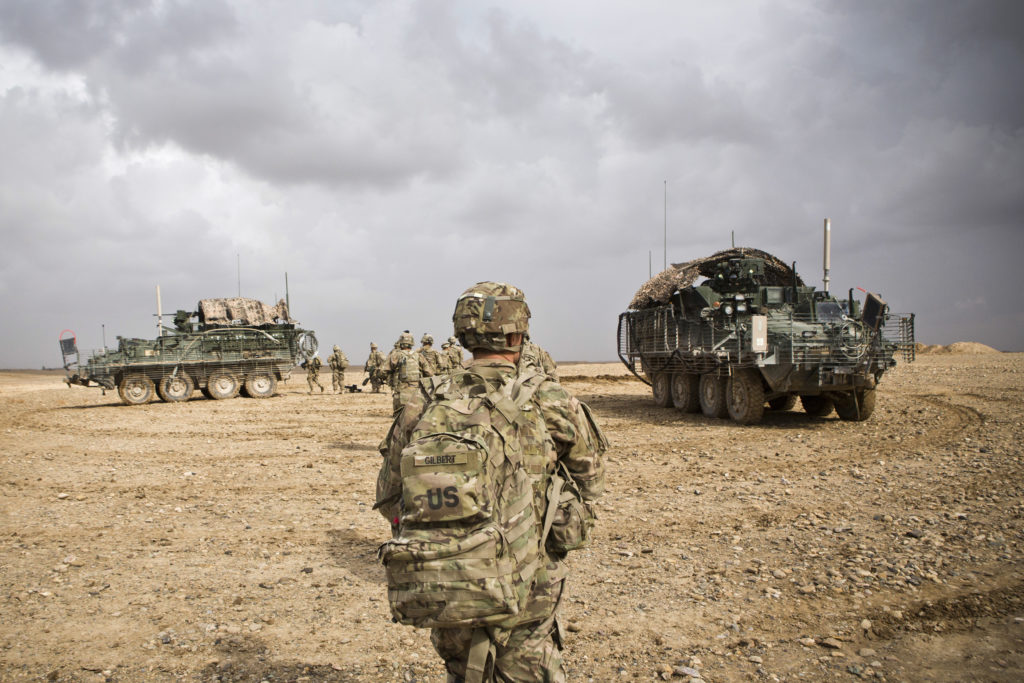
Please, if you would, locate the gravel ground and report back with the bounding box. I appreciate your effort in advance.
[1,352,1022,682]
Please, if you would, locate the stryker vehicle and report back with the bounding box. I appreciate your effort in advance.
[61,297,317,405]
[617,221,915,424]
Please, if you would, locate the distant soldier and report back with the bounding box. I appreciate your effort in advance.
[304,354,324,394]
[440,341,454,373]
[519,336,558,380]
[445,335,465,372]
[385,331,433,414]
[417,334,445,375]
[386,333,410,394]
[364,342,387,393]
[328,345,349,393]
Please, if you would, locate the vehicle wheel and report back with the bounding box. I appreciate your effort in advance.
[243,372,277,399]
[158,372,194,402]
[835,388,877,421]
[671,372,700,412]
[118,375,154,405]
[727,369,765,424]
[206,371,240,400]
[800,394,834,418]
[767,394,797,411]
[699,374,729,418]
[651,373,672,408]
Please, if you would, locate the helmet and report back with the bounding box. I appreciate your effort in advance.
[333,345,340,352]
[398,331,414,349]
[421,334,434,345]
[452,281,530,352]
[448,336,458,345]
[370,342,377,349]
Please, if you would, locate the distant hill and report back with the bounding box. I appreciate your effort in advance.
[914,342,1001,354]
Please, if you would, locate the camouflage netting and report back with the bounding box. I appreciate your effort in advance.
[629,247,805,310]
[198,298,294,326]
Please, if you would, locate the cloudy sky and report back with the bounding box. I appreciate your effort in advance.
[1,0,1021,369]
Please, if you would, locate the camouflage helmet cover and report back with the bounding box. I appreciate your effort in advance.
[452,281,530,352]
[370,342,378,349]
[333,345,340,352]
[421,334,434,345]
[448,336,458,345]
[398,331,414,349]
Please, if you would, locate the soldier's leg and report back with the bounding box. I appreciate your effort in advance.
[430,627,478,682]
[493,577,565,683]
[491,613,563,683]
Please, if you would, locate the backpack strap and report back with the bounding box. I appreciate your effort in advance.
[541,467,566,547]
[465,627,495,683]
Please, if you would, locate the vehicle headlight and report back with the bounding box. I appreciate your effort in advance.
[724,304,734,315]
[737,303,747,312]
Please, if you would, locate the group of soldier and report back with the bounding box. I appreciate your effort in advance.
[303,330,558,414]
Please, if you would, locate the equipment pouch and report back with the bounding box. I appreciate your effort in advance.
[543,463,596,555]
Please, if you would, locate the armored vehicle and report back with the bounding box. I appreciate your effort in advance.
[617,224,915,424]
[62,297,318,405]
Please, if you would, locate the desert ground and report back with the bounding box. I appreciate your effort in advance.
[1,350,1022,682]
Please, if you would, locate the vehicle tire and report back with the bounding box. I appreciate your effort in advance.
[118,375,155,405]
[158,372,194,403]
[835,388,877,421]
[699,374,729,418]
[651,372,672,408]
[671,372,700,412]
[727,369,765,425]
[768,394,797,411]
[243,372,277,399]
[206,371,240,400]
[800,394,834,418]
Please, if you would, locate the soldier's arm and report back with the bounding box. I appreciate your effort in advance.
[536,381,607,500]
[374,393,428,523]
[418,354,434,377]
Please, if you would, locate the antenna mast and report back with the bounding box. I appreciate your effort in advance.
[822,218,832,295]
[155,285,163,337]
[663,180,667,271]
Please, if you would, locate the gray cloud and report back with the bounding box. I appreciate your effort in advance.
[1,0,1022,370]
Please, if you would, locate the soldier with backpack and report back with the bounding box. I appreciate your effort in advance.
[375,282,607,682]
[385,330,433,415]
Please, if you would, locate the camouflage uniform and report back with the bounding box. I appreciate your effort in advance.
[376,283,606,682]
[519,338,558,381]
[385,332,433,415]
[446,336,465,372]
[328,346,348,393]
[305,355,324,393]
[364,343,387,393]
[417,334,446,376]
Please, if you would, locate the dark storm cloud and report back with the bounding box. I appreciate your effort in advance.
[0,0,237,70]
[2,0,1023,369]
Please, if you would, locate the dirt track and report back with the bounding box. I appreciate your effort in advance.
[1,353,1022,682]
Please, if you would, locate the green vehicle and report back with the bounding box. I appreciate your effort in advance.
[617,225,915,424]
[61,297,317,405]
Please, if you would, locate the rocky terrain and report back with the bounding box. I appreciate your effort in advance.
[1,350,1022,682]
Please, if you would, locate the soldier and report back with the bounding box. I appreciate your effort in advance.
[304,354,324,394]
[417,334,445,375]
[445,335,465,372]
[376,282,606,682]
[364,342,387,393]
[384,331,433,414]
[439,341,454,374]
[328,345,349,393]
[519,335,558,381]
[385,334,409,394]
